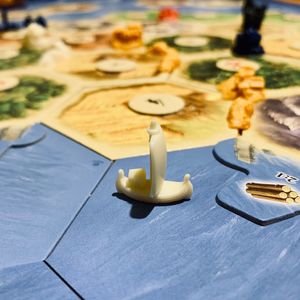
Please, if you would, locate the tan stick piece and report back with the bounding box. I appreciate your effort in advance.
[248,194,286,203]
[289,191,298,198]
[286,198,295,204]
[294,197,300,203]
[246,188,288,199]
[246,183,291,193]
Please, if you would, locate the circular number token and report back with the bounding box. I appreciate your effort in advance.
[64,34,95,45]
[0,76,19,91]
[128,93,185,115]
[96,58,137,73]
[289,41,300,51]
[2,29,26,40]
[216,58,260,72]
[174,36,208,47]
[284,14,300,21]
[0,48,20,60]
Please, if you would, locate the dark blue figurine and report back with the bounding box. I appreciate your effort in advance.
[23,15,47,28]
[233,0,270,56]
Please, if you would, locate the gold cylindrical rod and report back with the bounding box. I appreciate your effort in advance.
[246,183,291,193]
[289,191,298,198]
[246,188,288,199]
[248,194,286,203]
[295,197,300,203]
[286,198,295,204]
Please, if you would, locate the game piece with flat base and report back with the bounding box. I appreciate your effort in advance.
[147,41,180,73]
[232,0,269,55]
[158,7,179,22]
[111,24,143,50]
[116,120,193,204]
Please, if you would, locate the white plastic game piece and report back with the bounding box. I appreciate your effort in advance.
[0,48,19,60]
[216,58,260,72]
[96,58,137,73]
[116,120,193,204]
[22,23,57,51]
[128,93,185,115]
[174,36,208,47]
[0,76,19,91]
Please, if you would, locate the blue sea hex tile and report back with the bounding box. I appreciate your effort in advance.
[47,145,300,300]
[0,262,78,300]
[0,124,111,269]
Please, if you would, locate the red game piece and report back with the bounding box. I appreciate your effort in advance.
[158,7,179,22]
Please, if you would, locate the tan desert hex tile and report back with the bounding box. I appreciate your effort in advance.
[44,81,235,159]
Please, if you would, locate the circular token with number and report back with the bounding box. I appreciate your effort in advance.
[289,41,300,51]
[96,58,137,73]
[284,14,300,21]
[0,76,19,91]
[174,36,208,47]
[0,48,20,60]
[216,58,260,72]
[128,93,185,115]
[2,29,26,40]
[64,34,95,45]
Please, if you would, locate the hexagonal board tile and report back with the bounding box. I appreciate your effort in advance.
[0,262,78,300]
[47,146,300,300]
[46,82,235,159]
[0,123,111,269]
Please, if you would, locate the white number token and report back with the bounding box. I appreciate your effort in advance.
[128,93,185,115]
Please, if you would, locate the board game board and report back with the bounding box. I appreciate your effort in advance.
[1,1,300,299]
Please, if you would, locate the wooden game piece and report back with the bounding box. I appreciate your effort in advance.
[96,58,137,73]
[216,58,260,72]
[147,42,180,73]
[289,191,298,198]
[111,23,143,50]
[148,41,169,56]
[174,36,208,48]
[158,7,179,22]
[128,93,185,115]
[246,183,291,193]
[227,97,254,132]
[246,188,288,200]
[0,76,19,91]
[116,120,193,204]
[232,0,268,56]
[295,197,300,203]
[286,198,295,204]
[158,49,180,73]
[246,194,285,203]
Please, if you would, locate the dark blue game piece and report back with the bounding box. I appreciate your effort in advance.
[35,15,47,28]
[232,28,264,56]
[232,0,269,56]
[23,15,33,27]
